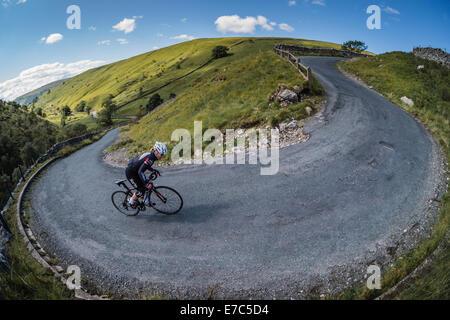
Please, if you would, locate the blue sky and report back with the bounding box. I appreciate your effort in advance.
[0,0,449,100]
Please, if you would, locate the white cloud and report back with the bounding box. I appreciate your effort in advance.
[288,1,296,6]
[132,15,143,19]
[88,26,96,31]
[181,18,187,23]
[157,33,164,37]
[311,0,326,6]
[2,0,27,7]
[279,23,294,32]
[215,15,275,34]
[116,38,128,45]
[41,33,63,45]
[171,34,196,41]
[112,18,136,34]
[152,46,160,50]
[0,60,105,101]
[97,40,111,45]
[384,6,400,15]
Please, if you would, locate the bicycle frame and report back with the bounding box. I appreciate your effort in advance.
[115,179,166,205]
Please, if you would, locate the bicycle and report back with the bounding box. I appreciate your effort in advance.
[111,171,183,216]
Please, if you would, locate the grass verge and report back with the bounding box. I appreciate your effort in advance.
[336,52,449,300]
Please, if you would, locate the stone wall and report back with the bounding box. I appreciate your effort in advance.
[275,44,370,58]
[413,47,450,68]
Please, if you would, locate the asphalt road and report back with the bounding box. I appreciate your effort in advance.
[30,57,446,298]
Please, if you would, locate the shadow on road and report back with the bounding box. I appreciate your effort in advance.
[133,202,231,224]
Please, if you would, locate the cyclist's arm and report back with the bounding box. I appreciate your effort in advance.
[137,158,155,183]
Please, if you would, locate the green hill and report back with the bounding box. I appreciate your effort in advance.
[15,79,66,106]
[36,38,341,121]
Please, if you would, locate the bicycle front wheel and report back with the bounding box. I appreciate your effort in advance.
[112,191,140,216]
[149,186,183,215]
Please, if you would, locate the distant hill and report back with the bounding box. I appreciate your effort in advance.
[15,79,67,106]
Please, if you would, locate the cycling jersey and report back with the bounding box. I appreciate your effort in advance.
[126,152,158,192]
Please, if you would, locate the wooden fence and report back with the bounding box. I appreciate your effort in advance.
[273,46,312,90]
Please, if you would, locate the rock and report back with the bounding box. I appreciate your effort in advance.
[401,96,414,107]
[279,123,288,132]
[293,85,301,92]
[305,107,313,116]
[279,89,299,103]
[287,120,298,130]
[211,76,226,82]
[55,265,64,273]
[413,47,450,68]
[417,65,425,70]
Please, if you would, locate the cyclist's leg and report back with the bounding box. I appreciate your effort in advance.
[126,168,144,204]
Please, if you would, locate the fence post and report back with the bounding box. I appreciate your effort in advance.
[18,166,25,181]
[4,182,13,201]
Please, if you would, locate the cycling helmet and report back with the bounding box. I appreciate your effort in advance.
[153,141,167,156]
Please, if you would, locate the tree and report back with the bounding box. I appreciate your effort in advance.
[21,142,40,166]
[86,105,92,115]
[212,46,230,59]
[342,40,368,53]
[102,95,117,112]
[64,123,87,138]
[97,95,116,126]
[75,100,86,112]
[35,107,43,116]
[169,93,177,99]
[60,114,66,127]
[146,94,163,113]
[97,108,113,126]
[61,105,71,117]
[12,167,22,184]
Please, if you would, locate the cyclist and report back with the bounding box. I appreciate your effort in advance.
[126,142,167,207]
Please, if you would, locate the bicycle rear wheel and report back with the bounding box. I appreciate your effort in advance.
[112,191,140,216]
[149,186,183,215]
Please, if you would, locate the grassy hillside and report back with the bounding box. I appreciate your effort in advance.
[35,38,340,124]
[101,38,332,156]
[338,52,449,300]
[14,79,66,106]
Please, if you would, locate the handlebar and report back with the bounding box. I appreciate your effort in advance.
[148,170,161,181]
